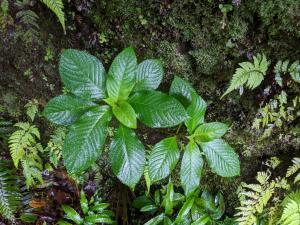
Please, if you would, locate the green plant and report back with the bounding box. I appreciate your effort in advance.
[274,59,300,85]
[134,181,235,224]
[40,0,65,33]
[235,171,289,225]
[286,157,300,184]
[58,190,115,225]
[8,122,44,188]
[145,76,240,196]
[222,54,269,98]
[45,126,66,167]
[43,47,188,189]
[0,160,22,222]
[25,99,39,121]
[280,191,300,225]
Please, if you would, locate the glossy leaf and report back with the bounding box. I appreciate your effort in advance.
[109,125,145,188]
[106,47,137,101]
[134,59,163,91]
[43,95,95,125]
[80,190,88,214]
[112,101,137,128]
[148,137,180,182]
[61,205,83,224]
[175,197,195,224]
[193,122,228,142]
[62,106,112,173]
[130,91,187,128]
[200,139,240,177]
[84,215,114,224]
[145,213,165,225]
[164,181,174,215]
[59,49,106,100]
[170,76,207,133]
[180,142,203,196]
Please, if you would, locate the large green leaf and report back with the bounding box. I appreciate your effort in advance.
[129,91,187,128]
[170,76,207,133]
[144,213,165,225]
[193,122,228,142]
[180,142,203,196]
[106,47,137,101]
[134,59,163,91]
[112,101,137,128]
[43,95,95,125]
[175,197,195,224]
[61,205,83,224]
[148,137,180,182]
[62,106,112,173]
[199,139,240,177]
[59,49,106,100]
[109,125,145,188]
[164,181,174,215]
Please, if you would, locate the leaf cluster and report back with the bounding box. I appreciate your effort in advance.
[58,190,115,225]
[134,181,235,225]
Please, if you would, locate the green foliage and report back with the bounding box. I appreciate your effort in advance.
[134,181,235,224]
[235,169,289,225]
[24,99,39,121]
[40,0,65,33]
[8,122,40,168]
[280,191,300,225]
[165,76,240,196]
[286,157,300,184]
[43,47,187,188]
[222,54,269,98]
[8,122,43,188]
[58,190,115,225]
[0,160,22,222]
[45,127,66,167]
[274,59,300,85]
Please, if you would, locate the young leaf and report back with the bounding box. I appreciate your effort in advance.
[134,59,163,91]
[144,213,165,225]
[180,142,203,196]
[164,181,174,215]
[84,215,114,224]
[109,125,145,189]
[106,47,137,101]
[62,106,112,173]
[185,92,207,134]
[148,137,180,182]
[193,122,229,142]
[199,139,240,177]
[80,190,88,215]
[59,49,106,101]
[175,197,195,224]
[129,91,187,128]
[112,101,137,128]
[43,95,95,125]
[61,205,83,224]
[170,76,207,133]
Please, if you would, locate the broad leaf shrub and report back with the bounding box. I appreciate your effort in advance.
[43,47,187,188]
[43,47,240,191]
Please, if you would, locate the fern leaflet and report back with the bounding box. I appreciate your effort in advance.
[286,157,300,183]
[0,160,22,222]
[8,122,40,168]
[280,191,300,225]
[222,54,269,98]
[40,0,65,33]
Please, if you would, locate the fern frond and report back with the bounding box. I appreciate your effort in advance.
[25,99,39,122]
[280,191,300,225]
[16,9,39,29]
[45,127,66,167]
[40,0,65,33]
[289,60,300,83]
[235,170,286,225]
[286,158,300,183]
[22,148,43,189]
[0,160,22,221]
[222,54,269,98]
[8,122,40,168]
